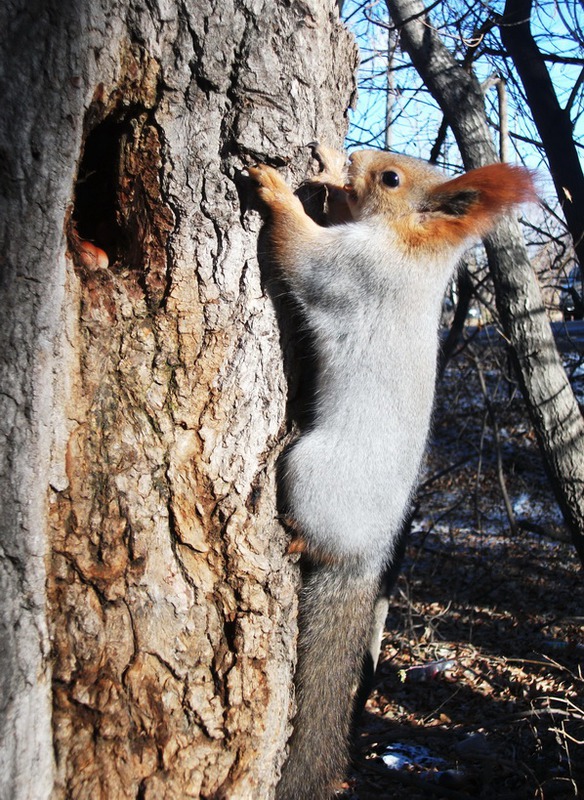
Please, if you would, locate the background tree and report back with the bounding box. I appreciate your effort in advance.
[500,0,584,316]
[0,1,356,797]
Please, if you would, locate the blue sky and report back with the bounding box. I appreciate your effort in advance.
[342,0,584,181]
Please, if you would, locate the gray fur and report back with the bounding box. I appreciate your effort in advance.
[277,562,382,800]
[281,220,462,566]
[276,217,464,799]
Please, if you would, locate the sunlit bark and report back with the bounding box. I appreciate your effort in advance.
[0,1,356,797]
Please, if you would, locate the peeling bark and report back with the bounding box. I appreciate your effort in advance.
[0,1,356,798]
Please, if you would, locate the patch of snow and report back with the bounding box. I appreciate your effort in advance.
[512,493,565,526]
[382,743,447,771]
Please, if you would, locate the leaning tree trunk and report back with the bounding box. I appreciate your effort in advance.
[386,0,584,563]
[501,0,584,275]
[0,2,356,798]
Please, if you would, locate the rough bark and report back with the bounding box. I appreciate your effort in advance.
[0,1,356,798]
[386,0,584,562]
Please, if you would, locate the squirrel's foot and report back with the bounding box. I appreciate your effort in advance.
[248,164,295,208]
[277,514,309,555]
[287,535,308,555]
[308,142,348,188]
[289,537,340,564]
[278,516,338,563]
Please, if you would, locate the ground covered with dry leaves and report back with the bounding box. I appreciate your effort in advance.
[345,337,584,799]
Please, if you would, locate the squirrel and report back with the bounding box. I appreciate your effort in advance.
[249,146,534,800]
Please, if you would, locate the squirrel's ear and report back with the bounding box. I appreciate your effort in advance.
[423,188,480,218]
[420,163,536,246]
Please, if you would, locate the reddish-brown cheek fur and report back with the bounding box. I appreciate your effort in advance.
[401,164,536,252]
[392,216,464,252]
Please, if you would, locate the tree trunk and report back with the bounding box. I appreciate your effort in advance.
[0,2,356,798]
[500,0,584,275]
[386,0,584,563]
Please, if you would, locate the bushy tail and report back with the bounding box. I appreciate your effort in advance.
[276,561,382,800]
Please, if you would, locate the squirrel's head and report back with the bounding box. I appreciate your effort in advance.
[346,150,443,220]
[345,149,536,251]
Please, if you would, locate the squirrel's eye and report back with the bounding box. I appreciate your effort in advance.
[381,170,400,188]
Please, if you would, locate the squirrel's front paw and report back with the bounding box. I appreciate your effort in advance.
[309,143,348,188]
[249,164,294,207]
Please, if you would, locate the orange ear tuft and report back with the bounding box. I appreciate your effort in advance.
[436,163,537,210]
[424,163,537,244]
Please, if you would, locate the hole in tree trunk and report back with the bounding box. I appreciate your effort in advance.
[68,100,174,308]
[70,114,128,268]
